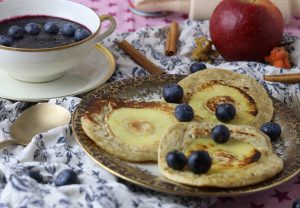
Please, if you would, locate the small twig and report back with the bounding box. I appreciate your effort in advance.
[264,73,300,83]
[118,40,165,75]
[165,21,179,56]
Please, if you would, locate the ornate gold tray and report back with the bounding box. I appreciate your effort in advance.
[72,74,300,197]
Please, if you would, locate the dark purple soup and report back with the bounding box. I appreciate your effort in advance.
[0,15,92,49]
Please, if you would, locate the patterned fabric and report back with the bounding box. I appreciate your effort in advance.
[73,0,300,37]
[0,19,299,207]
[285,16,300,37]
[0,98,214,208]
[0,0,300,207]
[103,20,300,108]
[101,19,300,208]
[74,0,188,34]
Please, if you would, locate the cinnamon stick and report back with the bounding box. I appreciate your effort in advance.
[118,40,165,75]
[165,21,179,56]
[264,73,300,83]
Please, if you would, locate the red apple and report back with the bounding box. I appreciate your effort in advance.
[209,0,284,62]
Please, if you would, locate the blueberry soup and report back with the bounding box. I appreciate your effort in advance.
[0,15,92,49]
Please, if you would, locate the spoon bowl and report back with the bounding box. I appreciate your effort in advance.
[0,103,71,149]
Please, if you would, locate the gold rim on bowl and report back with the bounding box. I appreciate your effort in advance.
[0,0,101,52]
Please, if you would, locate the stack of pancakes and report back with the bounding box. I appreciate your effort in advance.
[81,69,283,188]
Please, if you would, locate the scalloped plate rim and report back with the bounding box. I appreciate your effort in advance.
[72,74,300,197]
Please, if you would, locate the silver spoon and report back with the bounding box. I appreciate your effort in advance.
[0,103,71,149]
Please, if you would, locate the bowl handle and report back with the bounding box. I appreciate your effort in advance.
[97,15,116,41]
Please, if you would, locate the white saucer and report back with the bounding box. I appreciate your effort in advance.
[0,44,115,102]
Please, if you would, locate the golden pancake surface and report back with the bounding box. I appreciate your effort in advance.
[158,122,283,187]
[80,69,282,188]
[178,69,273,127]
[81,99,178,162]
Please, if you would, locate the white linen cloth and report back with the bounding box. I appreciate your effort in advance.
[0,20,299,207]
[0,98,214,208]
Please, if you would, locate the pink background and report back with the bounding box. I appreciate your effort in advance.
[0,0,292,206]
[73,0,300,36]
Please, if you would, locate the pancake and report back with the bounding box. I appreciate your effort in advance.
[178,69,273,128]
[158,122,283,188]
[81,99,179,162]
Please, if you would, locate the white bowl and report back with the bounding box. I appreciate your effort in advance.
[0,0,116,82]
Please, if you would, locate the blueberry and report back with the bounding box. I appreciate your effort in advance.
[62,24,76,37]
[293,198,300,208]
[0,35,13,46]
[211,125,230,144]
[25,23,41,35]
[166,150,187,170]
[25,170,43,183]
[188,150,212,174]
[162,84,184,103]
[260,122,281,141]
[190,62,207,73]
[55,169,79,186]
[44,22,59,34]
[74,28,90,41]
[215,103,236,122]
[8,25,24,39]
[175,104,194,122]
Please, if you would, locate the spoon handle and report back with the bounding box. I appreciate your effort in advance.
[0,140,16,149]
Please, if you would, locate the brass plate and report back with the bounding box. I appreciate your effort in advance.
[72,74,300,197]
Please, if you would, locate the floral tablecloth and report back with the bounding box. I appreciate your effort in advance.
[70,0,300,207]
[0,0,299,207]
